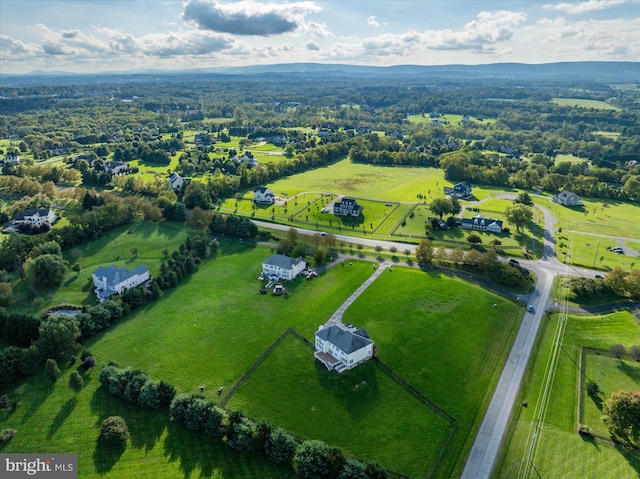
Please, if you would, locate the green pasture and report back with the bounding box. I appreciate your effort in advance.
[592,131,621,139]
[541,196,640,240]
[264,158,447,202]
[554,154,588,164]
[342,268,522,477]
[226,336,453,478]
[551,98,622,111]
[582,352,640,438]
[375,204,416,235]
[493,311,640,479]
[557,231,638,271]
[468,185,520,201]
[0,365,291,479]
[407,114,496,125]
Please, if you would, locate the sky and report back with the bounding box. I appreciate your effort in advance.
[0,0,639,74]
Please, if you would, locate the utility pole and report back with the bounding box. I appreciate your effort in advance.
[592,240,600,268]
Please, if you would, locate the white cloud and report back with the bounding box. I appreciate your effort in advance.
[182,0,322,36]
[543,0,628,14]
[303,21,334,37]
[367,16,380,27]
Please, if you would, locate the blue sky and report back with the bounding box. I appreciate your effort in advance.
[1,0,638,74]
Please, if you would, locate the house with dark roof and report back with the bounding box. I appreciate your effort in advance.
[444,181,473,198]
[13,208,57,226]
[333,197,363,217]
[169,172,184,191]
[552,190,583,207]
[461,215,503,234]
[261,254,306,280]
[92,265,150,302]
[254,186,275,204]
[314,324,374,373]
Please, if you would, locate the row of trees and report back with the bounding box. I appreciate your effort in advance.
[568,268,640,300]
[168,393,387,479]
[99,363,176,409]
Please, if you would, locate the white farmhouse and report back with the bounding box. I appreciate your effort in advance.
[254,186,276,204]
[92,265,150,302]
[13,208,57,226]
[460,215,503,234]
[261,254,306,280]
[169,172,184,191]
[314,324,374,373]
[2,154,20,166]
[552,190,584,207]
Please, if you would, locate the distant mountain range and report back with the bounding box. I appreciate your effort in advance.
[2,62,639,87]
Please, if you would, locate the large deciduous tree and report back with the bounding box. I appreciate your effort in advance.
[429,197,453,219]
[37,315,80,359]
[503,203,533,233]
[415,239,433,266]
[27,254,66,288]
[602,390,640,442]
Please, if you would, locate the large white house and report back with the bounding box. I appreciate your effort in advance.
[460,215,503,233]
[314,324,374,373]
[2,154,20,166]
[333,197,363,216]
[13,208,57,226]
[552,190,583,207]
[261,254,306,280]
[92,265,150,302]
[254,186,276,204]
[444,181,473,198]
[169,172,184,191]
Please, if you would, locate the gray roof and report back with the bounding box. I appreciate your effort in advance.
[254,186,274,195]
[263,254,305,270]
[316,325,373,354]
[15,208,53,220]
[93,264,149,287]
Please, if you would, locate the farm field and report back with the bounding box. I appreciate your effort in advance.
[551,98,622,111]
[493,311,640,479]
[554,154,587,164]
[0,225,523,478]
[582,352,640,439]
[263,157,448,202]
[539,196,640,240]
[226,336,453,478]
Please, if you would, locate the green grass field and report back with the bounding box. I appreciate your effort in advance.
[226,335,453,478]
[493,311,640,479]
[551,98,622,111]
[582,351,640,438]
[556,231,638,271]
[554,154,589,164]
[263,158,447,202]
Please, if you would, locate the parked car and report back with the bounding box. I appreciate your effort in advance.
[613,247,624,254]
[527,305,534,313]
[509,259,520,265]
[595,274,604,279]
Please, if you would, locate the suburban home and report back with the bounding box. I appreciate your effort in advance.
[105,161,129,175]
[334,197,363,217]
[444,181,473,198]
[314,323,374,373]
[13,208,57,226]
[261,254,306,280]
[169,172,184,191]
[231,153,258,168]
[254,186,276,204]
[552,190,584,207]
[2,154,20,166]
[92,264,150,302]
[461,215,503,234]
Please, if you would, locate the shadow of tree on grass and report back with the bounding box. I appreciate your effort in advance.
[93,437,127,475]
[47,396,77,439]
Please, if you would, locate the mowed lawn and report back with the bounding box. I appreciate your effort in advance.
[340,268,522,478]
[551,98,622,111]
[582,352,640,438]
[226,335,454,478]
[493,311,640,479]
[264,158,447,203]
